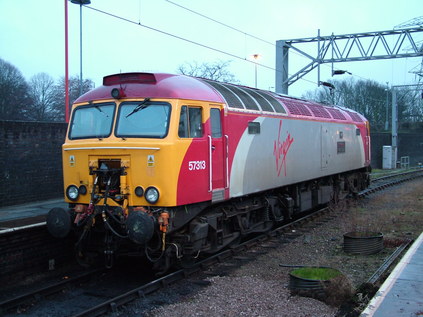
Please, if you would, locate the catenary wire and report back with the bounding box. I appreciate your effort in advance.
[165,0,275,47]
[164,0,371,81]
[84,5,318,86]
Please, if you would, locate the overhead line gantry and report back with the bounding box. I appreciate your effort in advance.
[276,27,423,94]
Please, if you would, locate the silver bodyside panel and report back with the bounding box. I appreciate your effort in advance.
[229,117,365,198]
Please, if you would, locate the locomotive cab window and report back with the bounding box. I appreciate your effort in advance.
[69,103,115,140]
[116,101,171,138]
[178,106,203,138]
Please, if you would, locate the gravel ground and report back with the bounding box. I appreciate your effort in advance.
[112,179,423,317]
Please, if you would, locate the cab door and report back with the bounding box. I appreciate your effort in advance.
[177,105,210,205]
[209,107,227,202]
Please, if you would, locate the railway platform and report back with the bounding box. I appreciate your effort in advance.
[0,198,67,229]
[361,232,423,316]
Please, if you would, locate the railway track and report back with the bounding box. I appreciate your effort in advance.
[365,168,423,195]
[0,206,336,317]
[1,170,422,316]
[0,269,103,315]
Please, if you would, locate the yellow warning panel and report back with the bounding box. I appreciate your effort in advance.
[147,155,155,167]
[69,155,75,167]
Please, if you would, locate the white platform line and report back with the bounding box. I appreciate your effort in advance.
[360,232,423,317]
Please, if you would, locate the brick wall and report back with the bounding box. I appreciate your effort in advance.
[0,120,67,207]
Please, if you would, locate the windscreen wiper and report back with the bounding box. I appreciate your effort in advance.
[94,105,108,117]
[125,98,150,118]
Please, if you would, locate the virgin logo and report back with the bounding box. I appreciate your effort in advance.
[273,120,294,177]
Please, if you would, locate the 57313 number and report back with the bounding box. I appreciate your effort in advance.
[188,160,206,171]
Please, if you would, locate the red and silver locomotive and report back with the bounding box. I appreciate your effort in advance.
[47,73,371,269]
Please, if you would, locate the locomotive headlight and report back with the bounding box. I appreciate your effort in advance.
[145,187,159,204]
[66,185,79,201]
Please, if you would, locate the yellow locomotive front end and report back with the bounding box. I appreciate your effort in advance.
[48,94,189,267]
[62,98,181,208]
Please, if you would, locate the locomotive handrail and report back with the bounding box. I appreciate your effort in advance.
[225,135,229,189]
[63,147,161,151]
[208,135,213,192]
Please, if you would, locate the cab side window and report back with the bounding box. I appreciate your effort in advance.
[178,106,189,137]
[210,108,222,138]
[178,106,203,138]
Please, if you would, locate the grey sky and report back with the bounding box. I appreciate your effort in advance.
[0,0,422,97]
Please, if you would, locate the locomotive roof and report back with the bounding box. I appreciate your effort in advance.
[75,72,365,123]
[75,73,224,104]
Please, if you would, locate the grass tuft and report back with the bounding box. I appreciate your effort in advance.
[291,267,341,280]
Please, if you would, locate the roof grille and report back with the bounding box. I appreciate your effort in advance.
[282,99,312,116]
[326,108,347,120]
[244,89,275,112]
[256,91,286,113]
[203,80,244,109]
[306,103,331,118]
[201,79,286,113]
[224,85,260,111]
[345,111,363,122]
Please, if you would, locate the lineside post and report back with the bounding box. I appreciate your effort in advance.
[276,40,289,94]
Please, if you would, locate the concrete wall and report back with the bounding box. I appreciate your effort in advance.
[370,132,391,169]
[371,132,423,169]
[397,133,423,167]
[0,120,67,207]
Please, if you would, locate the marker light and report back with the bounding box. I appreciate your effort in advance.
[135,186,144,197]
[79,185,87,195]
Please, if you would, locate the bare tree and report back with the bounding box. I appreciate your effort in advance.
[177,60,239,83]
[27,72,56,121]
[398,88,423,124]
[50,76,95,122]
[0,58,96,122]
[0,58,33,120]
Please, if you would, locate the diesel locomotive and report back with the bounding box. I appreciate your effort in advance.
[47,72,371,270]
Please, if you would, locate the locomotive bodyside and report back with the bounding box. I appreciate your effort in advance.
[47,72,370,270]
[228,114,369,198]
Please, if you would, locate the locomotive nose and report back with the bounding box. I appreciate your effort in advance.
[126,211,155,245]
[46,207,72,238]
